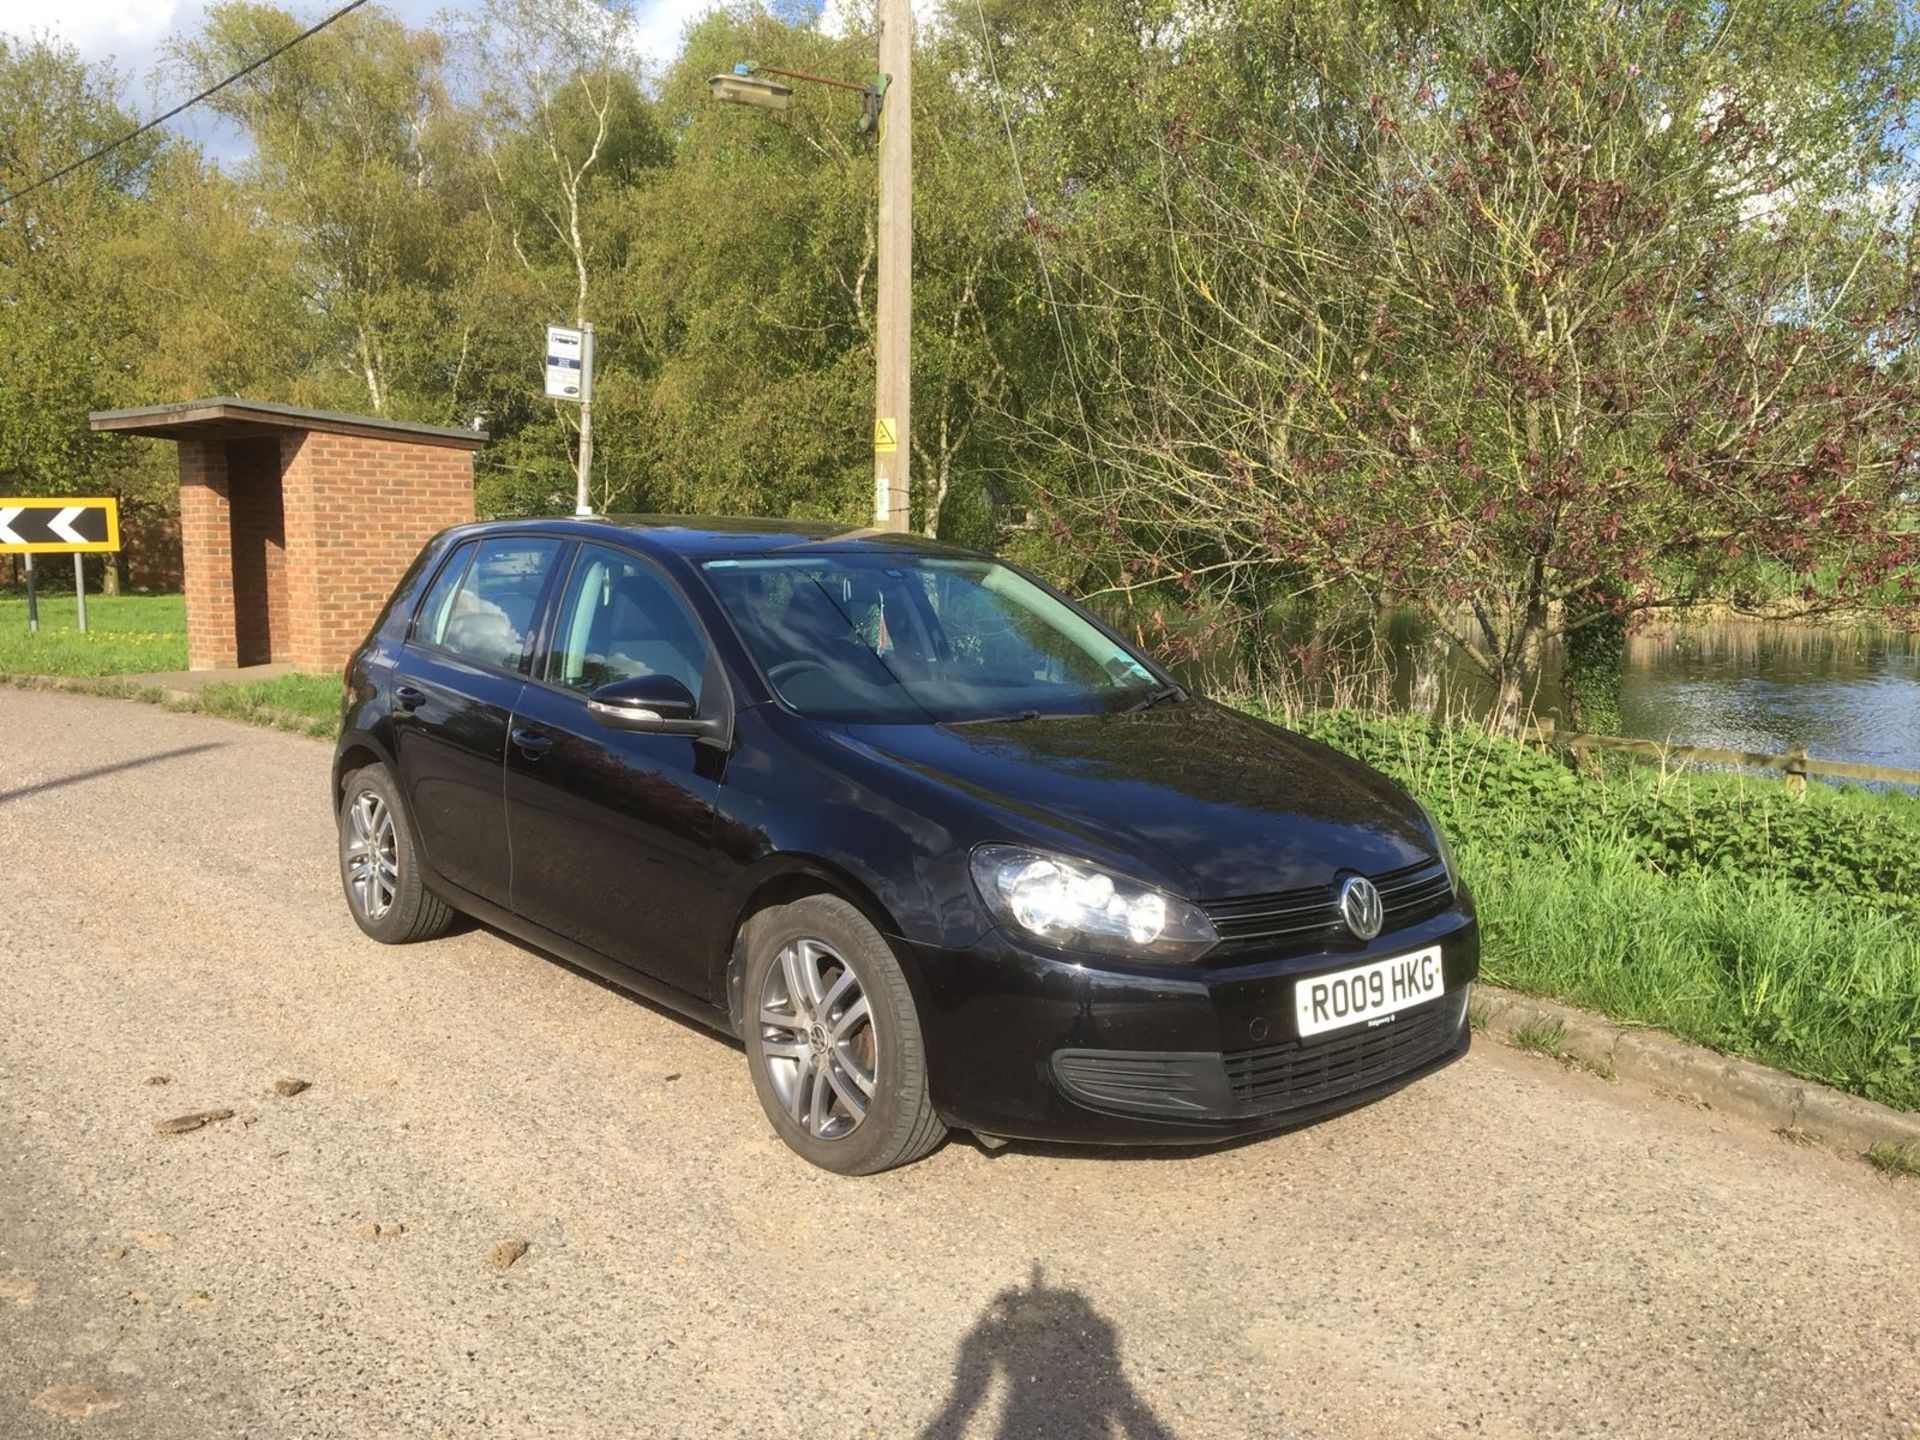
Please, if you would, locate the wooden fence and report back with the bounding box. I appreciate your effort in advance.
[1523,718,1920,794]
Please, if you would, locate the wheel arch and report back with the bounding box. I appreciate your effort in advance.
[720,857,917,1037]
[332,730,396,811]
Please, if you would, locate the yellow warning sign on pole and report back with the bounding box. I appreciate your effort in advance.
[873,417,898,454]
[0,497,120,553]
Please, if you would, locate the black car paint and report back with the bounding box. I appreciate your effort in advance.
[389,644,525,907]
[336,518,1478,1144]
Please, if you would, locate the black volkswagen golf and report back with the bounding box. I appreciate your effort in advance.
[334,517,1477,1173]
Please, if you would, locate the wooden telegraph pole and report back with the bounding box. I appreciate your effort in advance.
[873,0,912,532]
[709,7,913,531]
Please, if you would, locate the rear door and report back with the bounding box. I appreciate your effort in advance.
[503,542,729,998]
[393,532,565,907]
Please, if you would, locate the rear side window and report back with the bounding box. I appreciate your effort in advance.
[424,535,562,672]
[415,541,477,647]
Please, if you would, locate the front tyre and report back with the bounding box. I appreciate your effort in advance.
[742,896,946,1175]
[337,764,454,944]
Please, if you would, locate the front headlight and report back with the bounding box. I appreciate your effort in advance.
[969,844,1219,963]
[1418,802,1459,895]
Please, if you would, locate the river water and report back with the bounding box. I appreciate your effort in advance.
[1616,622,1920,775]
[1167,613,1920,776]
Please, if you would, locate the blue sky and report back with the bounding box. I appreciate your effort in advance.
[0,0,829,158]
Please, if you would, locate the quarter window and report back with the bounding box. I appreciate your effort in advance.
[431,535,562,671]
[415,541,476,648]
[548,544,710,700]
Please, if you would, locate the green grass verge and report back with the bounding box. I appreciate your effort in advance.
[1265,707,1920,1112]
[0,591,187,675]
[0,591,337,735]
[196,673,341,735]
[0,670,338,739]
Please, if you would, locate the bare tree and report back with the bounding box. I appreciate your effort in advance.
[453,0,651,507]
[457,0,637,328]
[1040,20,1920,730]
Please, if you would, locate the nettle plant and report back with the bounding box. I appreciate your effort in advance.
[1041,4,1920,731]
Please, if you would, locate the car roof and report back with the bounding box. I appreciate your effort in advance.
[460,514,988,562]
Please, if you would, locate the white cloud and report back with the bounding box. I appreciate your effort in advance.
[625,0,712,71]
[0,0,718,78]
[1,0,724,161]
[0,0,205,83]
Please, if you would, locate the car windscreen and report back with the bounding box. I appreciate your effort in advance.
[698,553,1164,723]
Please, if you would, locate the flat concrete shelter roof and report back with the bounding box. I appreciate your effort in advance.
[89,397,488,451]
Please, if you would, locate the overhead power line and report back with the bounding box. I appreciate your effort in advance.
[969,0,1099,468]
[0,0,371,210]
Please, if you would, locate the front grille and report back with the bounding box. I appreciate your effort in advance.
[1375,858,1456,926]
[1223,999,1458,1115]
[1204,882,1339,943]
[1050,996,1465,1122]
[1204,857,1454,950]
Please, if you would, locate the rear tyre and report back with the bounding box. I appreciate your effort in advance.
[742,895,946,1175]
[337,764,454,944]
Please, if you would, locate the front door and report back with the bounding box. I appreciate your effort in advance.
[504,543,728,998]
[392,532,563,907]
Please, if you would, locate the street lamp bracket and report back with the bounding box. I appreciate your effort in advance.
[708,68,794,110]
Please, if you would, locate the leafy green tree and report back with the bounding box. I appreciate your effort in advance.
[0,38,157,494]
[612,8,900,522]
[604,5,1051,535]
[174,2,490,420]
[454,0,671,516]
[899,19,1057,540]
[109,145,308,402]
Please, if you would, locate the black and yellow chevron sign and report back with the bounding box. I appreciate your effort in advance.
[0,497,121,554]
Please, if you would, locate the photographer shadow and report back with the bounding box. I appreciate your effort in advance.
[921,1262,1176,1440]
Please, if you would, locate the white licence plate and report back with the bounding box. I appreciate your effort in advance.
[1295,947,1445,1038]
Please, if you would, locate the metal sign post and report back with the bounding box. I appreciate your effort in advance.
[0,497,121,634]
[545,323,596,516]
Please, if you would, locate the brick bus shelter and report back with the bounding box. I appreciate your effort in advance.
[90,398,484,674]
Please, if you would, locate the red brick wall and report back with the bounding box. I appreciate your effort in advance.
[118,506,185,592]
[178,437,237,671]
[280,430,475,673]
[174,427,475,674]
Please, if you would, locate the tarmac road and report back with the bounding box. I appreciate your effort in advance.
[2,687,1917,1440]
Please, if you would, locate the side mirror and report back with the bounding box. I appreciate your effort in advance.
[587,674,710,735]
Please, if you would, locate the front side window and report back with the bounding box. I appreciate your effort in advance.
[547,544,710,700]
[430,535,561,671]
[699,553,1159,722]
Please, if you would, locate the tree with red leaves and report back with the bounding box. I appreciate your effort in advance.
[1027,1,1920,730]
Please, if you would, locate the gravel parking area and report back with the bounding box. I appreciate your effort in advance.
[3,688,1916,1439]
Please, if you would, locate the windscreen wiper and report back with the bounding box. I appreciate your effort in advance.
[948,708,1044,726]
[1122,683,1187,714]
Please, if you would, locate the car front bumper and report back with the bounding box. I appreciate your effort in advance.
[901,904,1479,1145]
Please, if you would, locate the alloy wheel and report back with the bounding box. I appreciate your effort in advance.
[343,790,399,922]
[756,937,877,1140]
